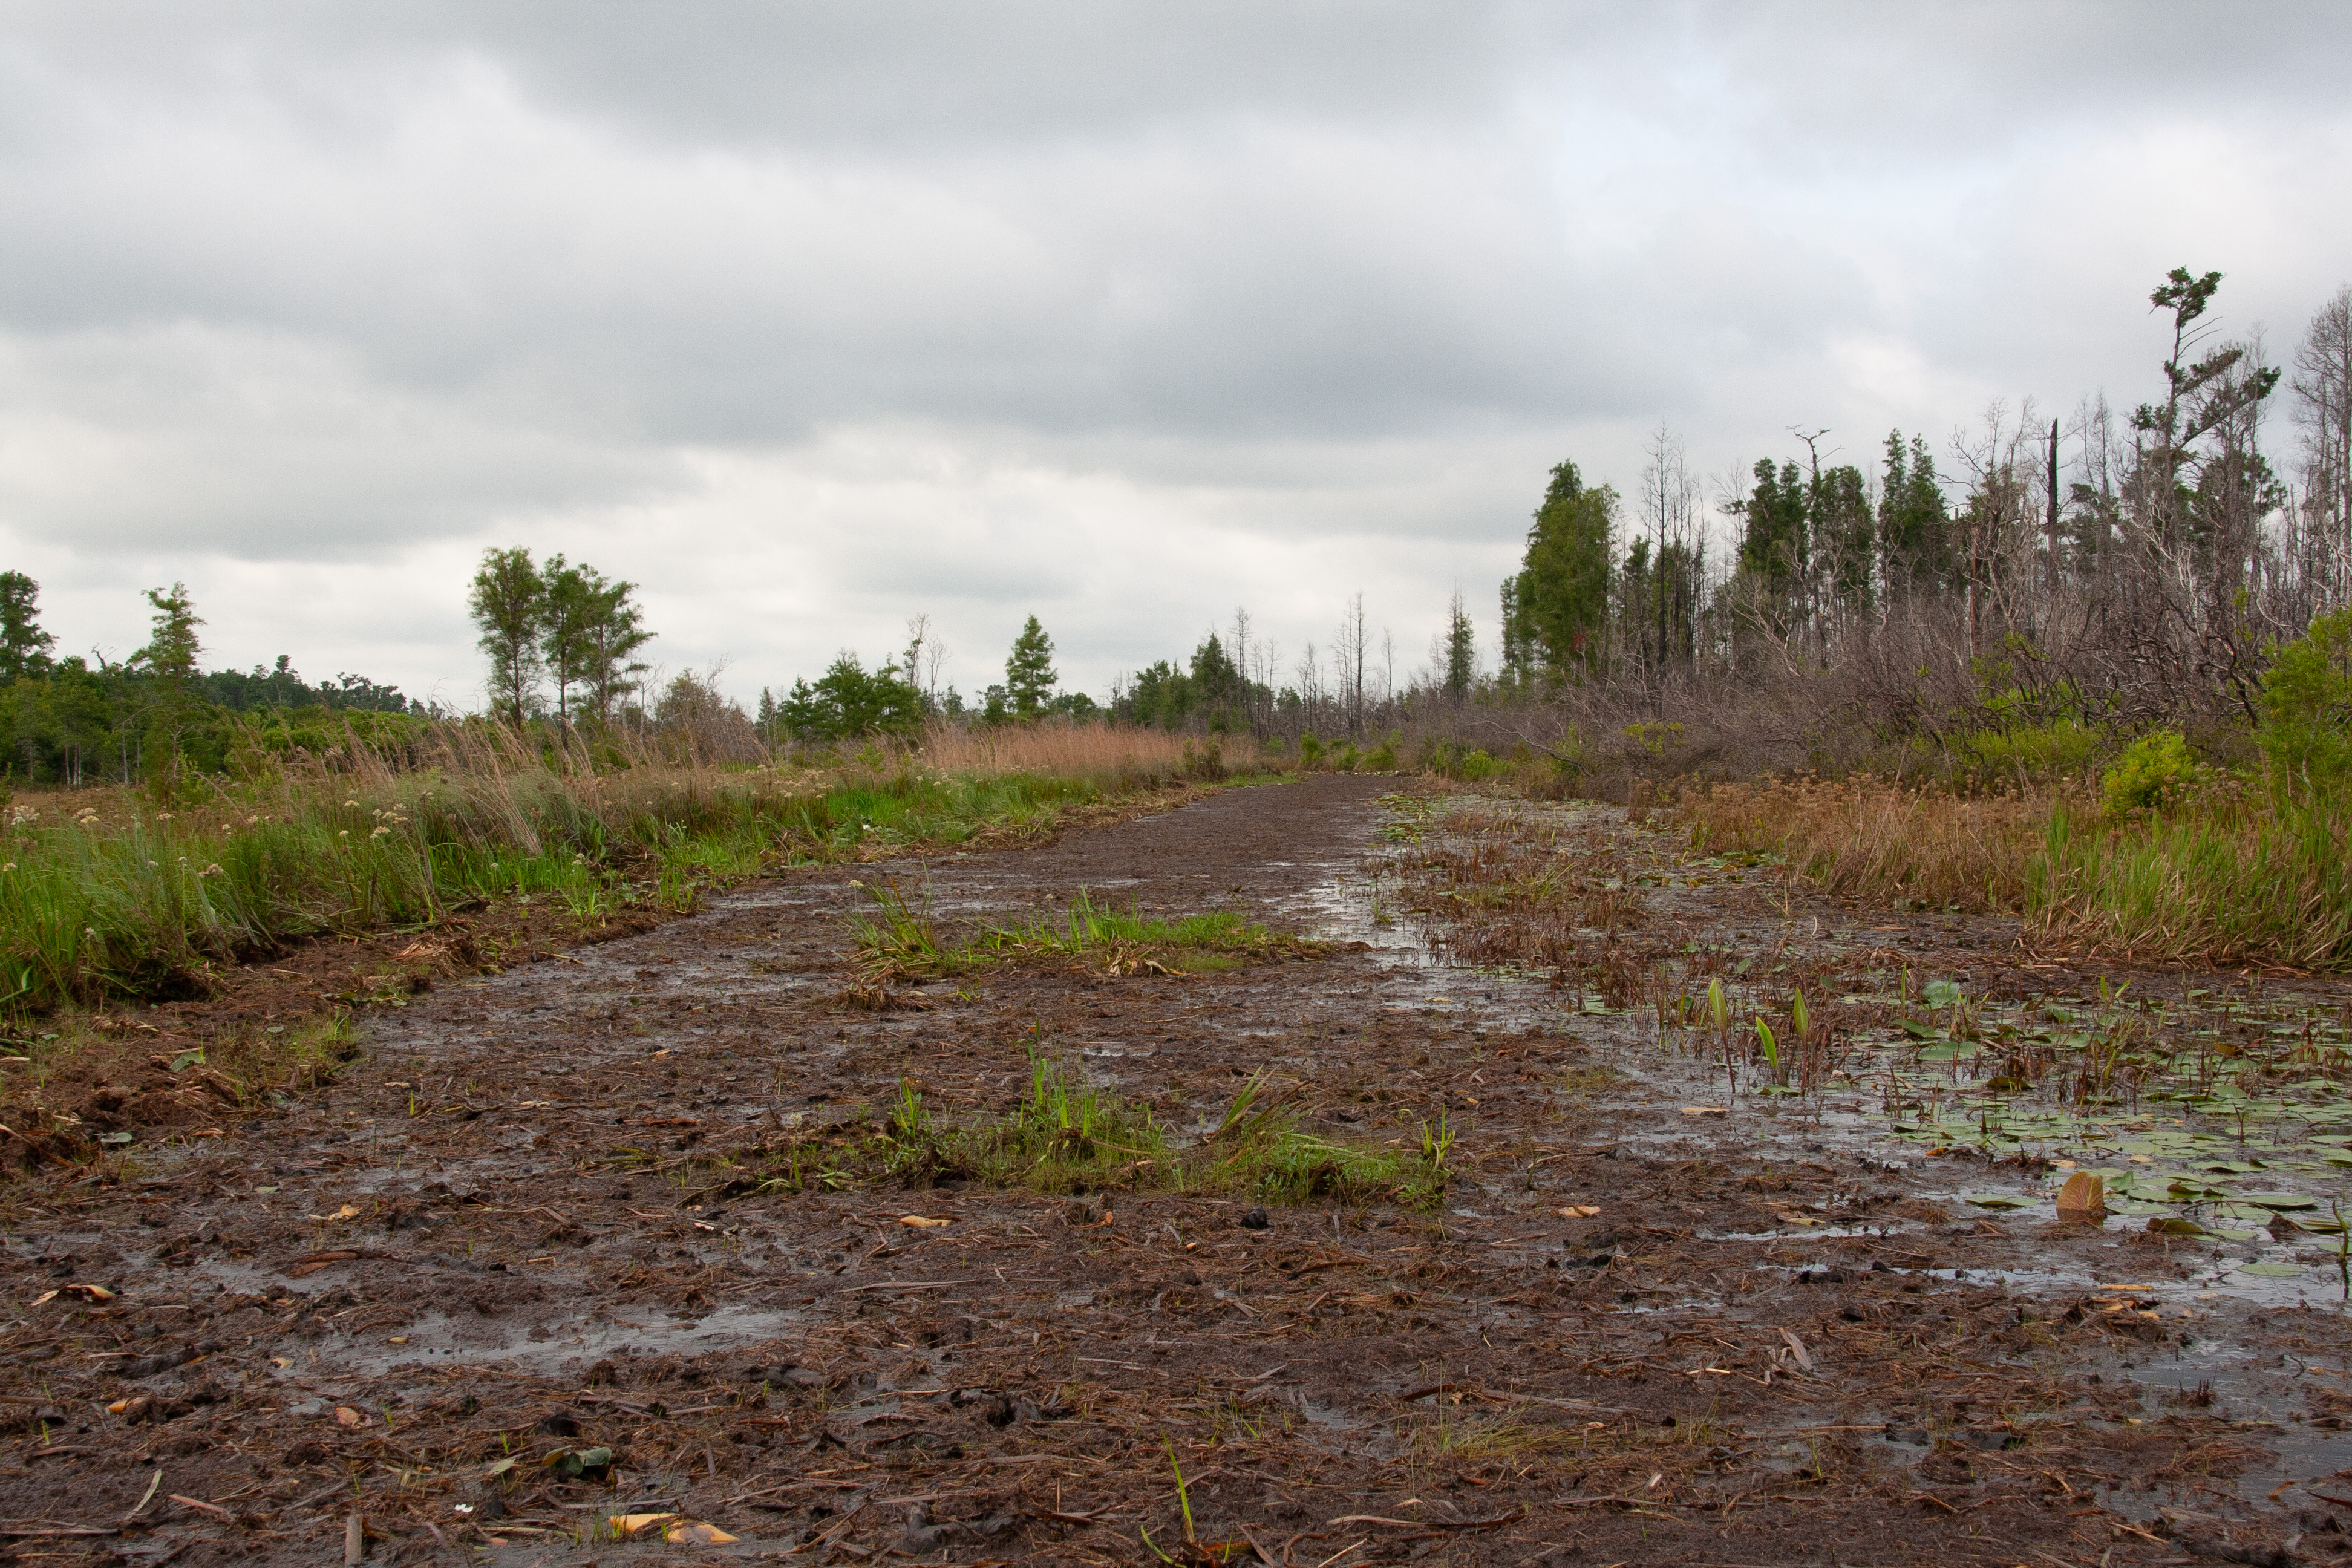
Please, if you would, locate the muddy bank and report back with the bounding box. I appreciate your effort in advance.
[3,776,2349,1567]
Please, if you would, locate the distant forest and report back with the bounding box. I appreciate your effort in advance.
[4,265,2347,787]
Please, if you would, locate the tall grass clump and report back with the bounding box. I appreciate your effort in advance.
[0,714,1237,1016]
[2028,794,2352,969]
[1678,777,2057,912]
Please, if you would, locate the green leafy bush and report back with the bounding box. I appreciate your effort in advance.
[2102,730,2199,816]
[2259,608,2352,802]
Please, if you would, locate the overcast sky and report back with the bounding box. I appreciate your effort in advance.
[3,2,2348,710]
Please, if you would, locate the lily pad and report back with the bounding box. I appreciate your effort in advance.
[1964,1194,2033,1210]
[2237,1194,2318,1210]
[2235,1262,2308,1278]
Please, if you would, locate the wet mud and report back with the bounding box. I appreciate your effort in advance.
[5,775,2351,1566]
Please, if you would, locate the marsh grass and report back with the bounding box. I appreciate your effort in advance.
[1677,777,2054,913]
[853,884,1320,983]
[1672,774,2352,972]
[2031,796,2352,970]
[0,719,1212,1016]
[747,1055,1453,1210]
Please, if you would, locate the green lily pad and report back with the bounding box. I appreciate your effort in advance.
[2236,1262,2308,1278]
[2237,1194,2318,1210]
[1965,1194,2033,1209]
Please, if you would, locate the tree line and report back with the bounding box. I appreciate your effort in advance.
[1486,267,2352,741]
[0,576,419,789]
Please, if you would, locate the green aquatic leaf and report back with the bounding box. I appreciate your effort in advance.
[1923,980,1962,1008]
[2238,1194,2318,1210]
[2236,1262,2308,1278]
[1964,1194,2033,1209]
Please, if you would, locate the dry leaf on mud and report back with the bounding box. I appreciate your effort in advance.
[2055,1171,2106,1223]
[898,1215,953,1229]
[607,1514,677,1537]
[310,1204,362,1223]
[1680,1106,1728,1117]
[56,1283,114,1301]
[1556,1205,1601,1218]
[665,1523,738,1545]
[333,1406,362,1426]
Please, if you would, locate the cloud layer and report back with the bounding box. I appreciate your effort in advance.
[2,2,2348,702]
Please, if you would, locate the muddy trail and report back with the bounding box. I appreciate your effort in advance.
[6,775,2352,1567]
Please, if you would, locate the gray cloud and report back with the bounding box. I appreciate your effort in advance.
[0,2,2347,702]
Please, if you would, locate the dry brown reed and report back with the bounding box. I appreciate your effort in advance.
[913,720,1256,788]
[1676,777,2066,913]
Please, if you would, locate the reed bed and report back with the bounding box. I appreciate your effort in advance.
[0,716,1234,1015]
[1677,777,2060,913]
[1675,775,2352,973]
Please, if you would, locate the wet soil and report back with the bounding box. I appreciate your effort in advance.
[5,775,2352,1567]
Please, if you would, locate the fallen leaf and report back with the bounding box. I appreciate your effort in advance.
[665,1523,738,1545]
[1777,1328,1816,1371]
[106,1399,130,1414]
[27,1290,56,1306]
[334,1406,362,1426]
[1556,1205,1601,1219]
[544,1445,613,1479]
[607,1513,678,1537]
[1680,1106,1728,1117]
[482,1457,520,1479]
[898,1215,953,1229]
[309,1204,362,1223]
[2055,1171,2106,1223]
[60,1283,115,1301]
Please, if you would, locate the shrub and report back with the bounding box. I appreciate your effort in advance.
[2259,607,2352,802]
[1180,738,1226,783]
[1363,733,1399,772]
[2101,730,2199,817]
[1297,732,1325,770]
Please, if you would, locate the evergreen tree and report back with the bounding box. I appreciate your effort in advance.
[468,547,544,724]
[1503,461,1616,677]
[1442,590,1475,701]
[1811,463,1875,613]
[0,572,56,683]
[1740,459,1808,604]
[1004,615,1057,717]
[580,570,653,722]
[136,583,203,688]
[1878,431,1953,593]
[778,655,923,740]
